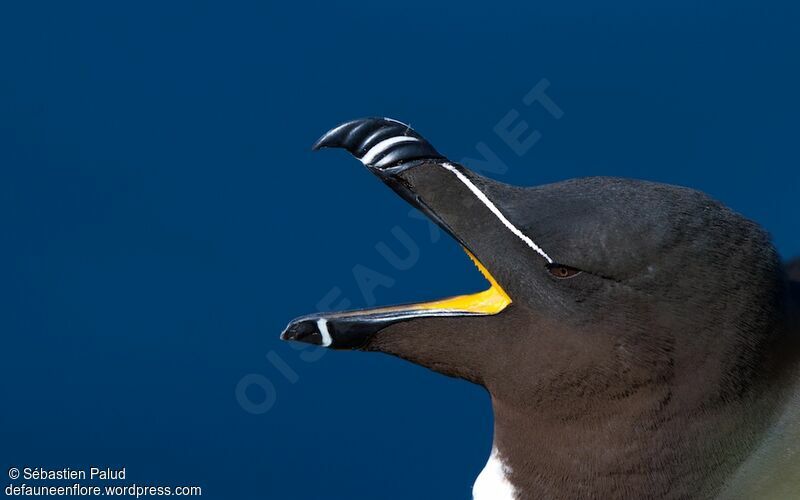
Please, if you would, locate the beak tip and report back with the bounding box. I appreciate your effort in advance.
[280,319,324,346]
[312,119,363,152]
[310,137,327,151]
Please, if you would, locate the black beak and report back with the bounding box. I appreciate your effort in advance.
[280,308,479,350]
[311,117,444,170]
[311,118,471,250]
[281,118,516,350]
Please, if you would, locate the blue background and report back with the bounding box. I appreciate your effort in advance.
[1,1,798,499]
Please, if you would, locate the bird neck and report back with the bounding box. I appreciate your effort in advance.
[488,363,794,499]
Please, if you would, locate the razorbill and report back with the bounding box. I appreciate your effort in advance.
[281,118,800,499]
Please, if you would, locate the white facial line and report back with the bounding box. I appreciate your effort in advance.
[442,163,553,264]
[316,318,333,347]
[360,136,419,166]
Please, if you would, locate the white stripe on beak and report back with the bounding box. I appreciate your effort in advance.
[316,318,333,347]
[360,136,420,166]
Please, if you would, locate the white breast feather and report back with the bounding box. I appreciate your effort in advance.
[472,447,517,500]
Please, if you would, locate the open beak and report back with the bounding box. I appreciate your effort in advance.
[280,118,514,349]
[281,248,511,348]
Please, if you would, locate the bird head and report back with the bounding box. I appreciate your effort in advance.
[282,118,788,410]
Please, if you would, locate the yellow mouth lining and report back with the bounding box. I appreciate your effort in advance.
[415,248,512,314]
[324,248,512,319]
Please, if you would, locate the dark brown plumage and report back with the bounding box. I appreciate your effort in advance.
[283,118,800,499]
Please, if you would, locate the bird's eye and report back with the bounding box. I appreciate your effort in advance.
[547,263,582,279]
